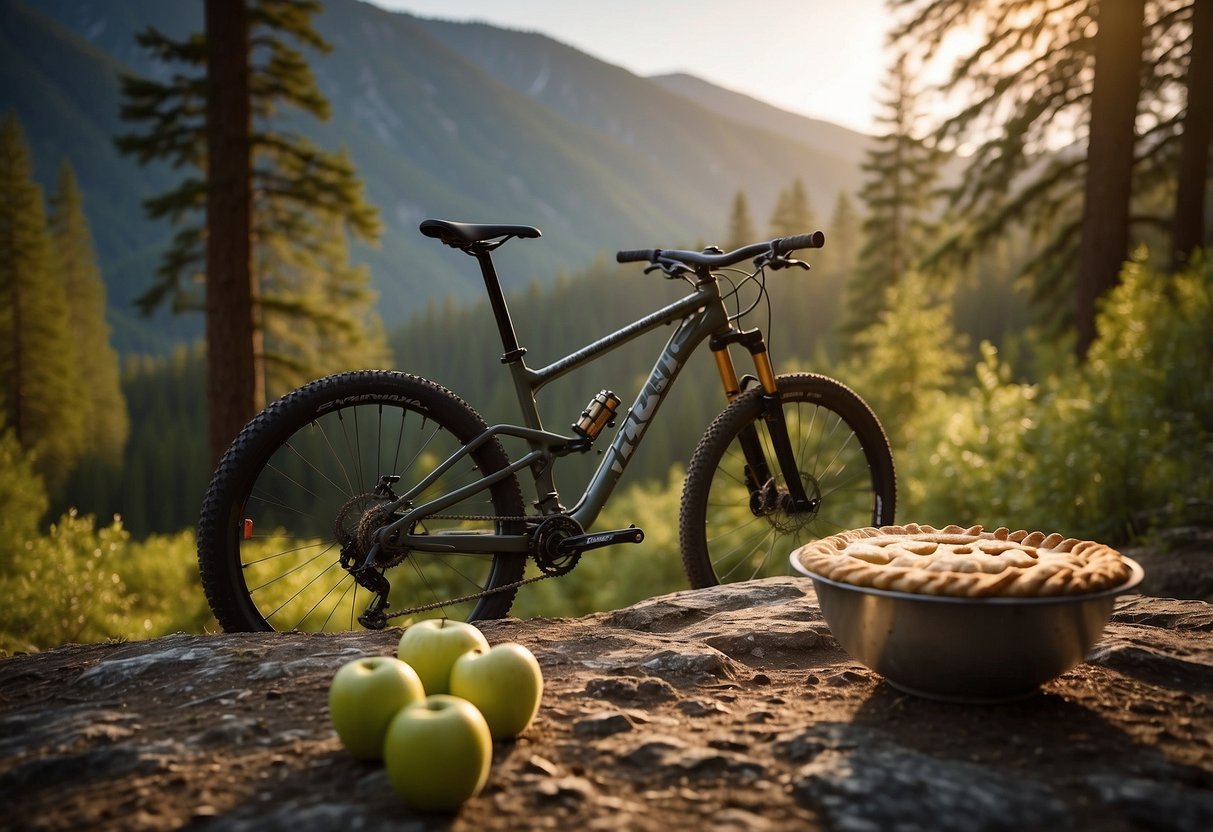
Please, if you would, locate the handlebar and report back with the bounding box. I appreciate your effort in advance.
[615,231,825,270]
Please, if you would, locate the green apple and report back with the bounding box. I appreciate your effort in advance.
[328,656,425,760]
[396,619,489,695]
[383,694,493,811]
[449,642,544,740]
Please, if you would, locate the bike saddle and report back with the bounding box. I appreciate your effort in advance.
[420,219,542,248]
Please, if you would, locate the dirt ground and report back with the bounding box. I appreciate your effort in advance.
[2,576,1211,831]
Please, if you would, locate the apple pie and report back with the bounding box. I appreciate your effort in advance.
[793,523,1133,598]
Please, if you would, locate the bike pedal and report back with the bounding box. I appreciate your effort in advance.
[557,524,645,554]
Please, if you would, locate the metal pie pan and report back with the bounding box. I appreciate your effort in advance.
[790,551,1145,702]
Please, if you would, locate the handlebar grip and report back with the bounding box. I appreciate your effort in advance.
[772,231,825,255]
[616,248,658,263]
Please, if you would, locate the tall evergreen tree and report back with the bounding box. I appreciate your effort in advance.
[842,54,939,348]
[891,0,1208,355]
[826,191,862,280]
[0,115,86,492]
[841,270,968,449]
[204,0,259,465]
[725,189,757,249]
[768,178,818,238]
[1076,0,1146,357]
[115,0,382,462]
[1171,0,1213,272]
[48,162,129,466]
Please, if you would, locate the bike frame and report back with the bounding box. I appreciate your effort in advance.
[373,249,747,556]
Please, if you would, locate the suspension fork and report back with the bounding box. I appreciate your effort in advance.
[710,331,813,511]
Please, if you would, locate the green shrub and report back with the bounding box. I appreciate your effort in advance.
[906,255,1213,541]
[0,511,214,654]
[0,510,134,652]
[120,528,217,638]
[0,421,47,547]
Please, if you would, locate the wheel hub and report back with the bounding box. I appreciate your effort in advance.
[335,493,404,567]
[754,473,822,534]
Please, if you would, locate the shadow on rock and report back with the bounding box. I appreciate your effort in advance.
[775,683,1213,832]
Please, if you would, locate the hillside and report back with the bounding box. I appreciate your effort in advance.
[4,0,870,353]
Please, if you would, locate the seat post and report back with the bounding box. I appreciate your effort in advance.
[472,249,527,363]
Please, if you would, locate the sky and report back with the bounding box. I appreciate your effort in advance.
[360,0,892,134]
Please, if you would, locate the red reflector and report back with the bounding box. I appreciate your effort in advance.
[242,519,254,539]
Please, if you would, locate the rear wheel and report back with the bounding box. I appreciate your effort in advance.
[197,371,526,631]
[679,373,896,587]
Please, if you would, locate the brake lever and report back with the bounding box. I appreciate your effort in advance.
[645,261,694,279]
[765,256,811,272]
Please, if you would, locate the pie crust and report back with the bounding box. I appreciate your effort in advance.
[793,523,1133,598]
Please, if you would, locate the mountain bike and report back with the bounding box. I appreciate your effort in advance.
[197,218,896,632]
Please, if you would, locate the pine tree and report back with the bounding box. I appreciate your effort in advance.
[0,115,86,492]
[115,0,382,462]
[768,178,818,238]
[890,0,1209,355]
[1171,0,1213,272]
[841,270,968,449]
[259,213,389,398]
[725,190,757,250]
[1075,0,1146,357]
[204,0,260,467]
[48,162,130,466]
[841,54,939,349]
[826,191,862,279]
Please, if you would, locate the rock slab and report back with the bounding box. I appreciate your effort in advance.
[2,578,1212,831]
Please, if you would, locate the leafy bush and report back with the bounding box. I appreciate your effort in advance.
[120,528,217,638]
[905,255,1213,541]
[0,510,136,652]
[0,421,47,545]
[0,510,214,654]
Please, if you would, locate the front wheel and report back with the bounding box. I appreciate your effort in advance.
[197,371,527,632]
[679,373,896,588]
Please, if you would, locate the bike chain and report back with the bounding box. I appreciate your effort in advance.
[381,512,558,621]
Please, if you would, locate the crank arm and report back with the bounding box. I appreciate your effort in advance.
[557,525,645,554]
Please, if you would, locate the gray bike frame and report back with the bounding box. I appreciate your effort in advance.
[376,277,733,555]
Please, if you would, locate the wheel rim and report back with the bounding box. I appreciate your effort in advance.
[231,401,511,630]
[702,395,884,583]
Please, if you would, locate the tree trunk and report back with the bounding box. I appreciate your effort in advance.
[1171,0,1213,273]
[1075,0,1146,359]
[204,0,261,464]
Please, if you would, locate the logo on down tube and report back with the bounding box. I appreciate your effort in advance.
[609,327,694,474]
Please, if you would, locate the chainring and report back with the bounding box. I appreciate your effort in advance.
[532,514,584,576]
